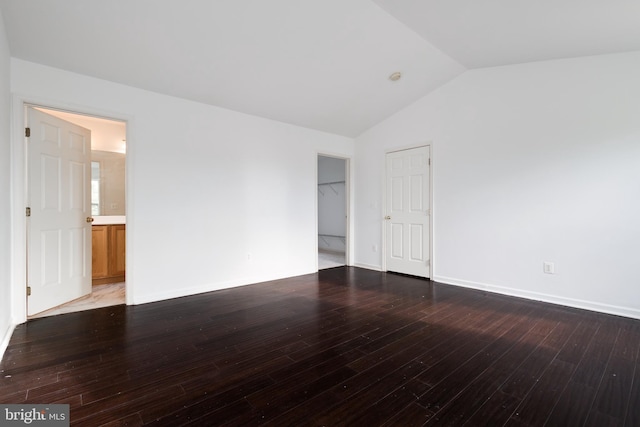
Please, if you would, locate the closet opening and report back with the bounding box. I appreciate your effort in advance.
[317,155,348,270]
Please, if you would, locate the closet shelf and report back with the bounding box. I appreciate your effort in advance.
[319,233,346,247]
[317,181,344,196]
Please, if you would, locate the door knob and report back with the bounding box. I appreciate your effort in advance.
[384,216,391,220]
[86,217,94,223]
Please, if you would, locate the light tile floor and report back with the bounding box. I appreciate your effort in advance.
[29,282,126,319]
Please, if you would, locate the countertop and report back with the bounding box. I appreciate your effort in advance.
[92,215,126,225]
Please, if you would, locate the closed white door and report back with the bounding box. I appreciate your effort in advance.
[27,107,92,315]
[385,146,430,278]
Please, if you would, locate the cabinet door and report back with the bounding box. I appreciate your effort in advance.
[109,224,126,278]
[92,225,109,279]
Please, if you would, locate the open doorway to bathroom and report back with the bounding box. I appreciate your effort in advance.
[318,155,347,269]
[28,107,127,318]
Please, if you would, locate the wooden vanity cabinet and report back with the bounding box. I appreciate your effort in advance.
[92,224,126,284]
[92,225,109,279]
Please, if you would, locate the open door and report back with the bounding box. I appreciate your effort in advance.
[385,146,431,278]
[27,107,92,315]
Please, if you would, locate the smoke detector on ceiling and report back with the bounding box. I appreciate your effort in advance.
[389,72,402,82]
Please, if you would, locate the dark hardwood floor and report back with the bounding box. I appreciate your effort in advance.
[1,267,639,426]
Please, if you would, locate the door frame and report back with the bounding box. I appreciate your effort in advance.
[381,144,433,277]
[315,152,353,270]
[10,94,134,324]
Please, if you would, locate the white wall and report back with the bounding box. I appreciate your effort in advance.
[318,156,346,252]
[318,155,346,184]
[355,51,640,319]
[11,59,353,314]
[0,8,13,357]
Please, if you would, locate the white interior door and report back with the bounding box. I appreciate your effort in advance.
[385,146,430,278]
[27,107,92,315]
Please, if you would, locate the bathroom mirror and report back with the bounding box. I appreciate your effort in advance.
[91,150,126,216]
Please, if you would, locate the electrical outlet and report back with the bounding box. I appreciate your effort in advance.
[247,253,252,262]
[543,262,555,274]
[372,245,377,252]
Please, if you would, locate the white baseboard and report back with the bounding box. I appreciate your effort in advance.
[0,322,16,362]
[433,275,640,320]
[123,266,640,321]
[354,263,382,272]
[132,268,315,306]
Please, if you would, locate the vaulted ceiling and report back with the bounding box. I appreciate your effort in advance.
[1,0,639,137]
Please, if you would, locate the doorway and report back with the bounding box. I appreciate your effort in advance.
[317,155,347,269]
[27,106,127,318]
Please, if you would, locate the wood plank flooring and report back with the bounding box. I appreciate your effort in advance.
[1,267,639,426]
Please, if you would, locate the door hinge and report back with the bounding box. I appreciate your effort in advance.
[25,127,30,138]
[426,259,431,267]
[27,286,31,296]
[26,207,31,217]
